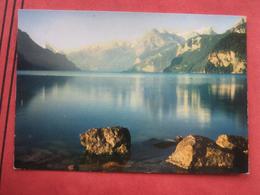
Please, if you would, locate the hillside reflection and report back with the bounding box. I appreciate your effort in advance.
[17,74,247,132]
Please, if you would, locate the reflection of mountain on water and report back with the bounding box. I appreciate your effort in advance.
[16,75,69,110]
[16,72,247,167]
[175,79,246,126]
[15,72,247,172]
[142,75,246,127]
[16,73,247,133]
[176,86,211,124]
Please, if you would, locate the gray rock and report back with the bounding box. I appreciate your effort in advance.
[80,126,131,156]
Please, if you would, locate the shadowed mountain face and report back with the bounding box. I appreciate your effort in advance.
[164,18,246,74]
[163,34,224,73]
[17,30,79,71]
[204,19,246,74]
[205,32,246,74]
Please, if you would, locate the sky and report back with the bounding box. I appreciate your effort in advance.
[18,10,243,51]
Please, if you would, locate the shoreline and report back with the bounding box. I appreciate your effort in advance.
[15,132,248,174]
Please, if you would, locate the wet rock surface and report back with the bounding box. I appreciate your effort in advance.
[166,135,248,171]
[166,135,234,169]
[15,131,247,173]
[80,126,131,156]
[216,134,248,153]
[216,134,248,172]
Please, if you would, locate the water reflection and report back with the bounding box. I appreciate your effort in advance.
[176,86,211,124]
[210,77,244,101]
[15,72,247,172]
[16,73,247,144]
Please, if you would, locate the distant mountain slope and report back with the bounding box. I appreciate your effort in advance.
[164,18,246,74]
[129,29,184,72]
[67,41,136,72]
[17,30,79,71]
[67,29,184,73]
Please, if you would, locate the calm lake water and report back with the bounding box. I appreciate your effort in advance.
[15,71,247,172]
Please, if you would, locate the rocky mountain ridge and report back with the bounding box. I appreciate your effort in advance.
[67,29,185,72]
[164,18,246,74]
[18,17,246,74]
[205,19,246,74]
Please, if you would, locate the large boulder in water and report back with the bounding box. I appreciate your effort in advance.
[166,135,235,169]
[216,134,248,171]
[80,126,131,156]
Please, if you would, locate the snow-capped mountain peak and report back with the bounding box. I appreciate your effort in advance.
[179,27,216,40]
[196,27,216,35]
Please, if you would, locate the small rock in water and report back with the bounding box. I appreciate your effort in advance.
[216,134,248,171]
[166,135,235,169]
[216,134,248,153]
[80,126,131,156]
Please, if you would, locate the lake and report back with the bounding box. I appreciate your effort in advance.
[15,71,247,173]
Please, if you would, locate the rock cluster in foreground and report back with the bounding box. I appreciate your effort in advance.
[80,127,247,171]
[166,134,248,170]
[80,126,131,156]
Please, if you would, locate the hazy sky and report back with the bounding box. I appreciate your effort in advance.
[18,10,243,50]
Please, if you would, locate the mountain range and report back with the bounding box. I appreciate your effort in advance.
[17,18,246,74]
[164,18,246,74]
